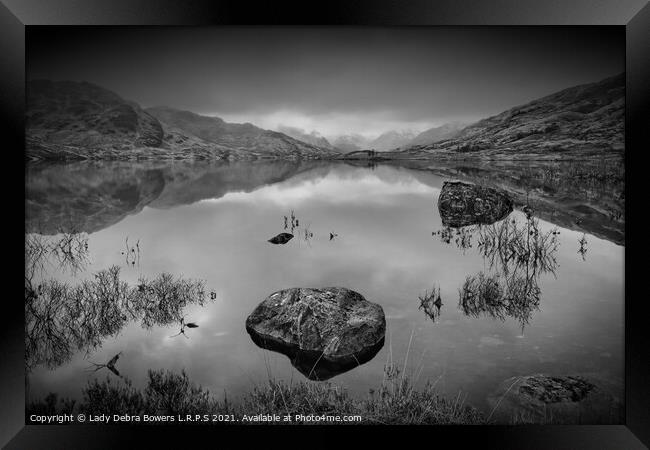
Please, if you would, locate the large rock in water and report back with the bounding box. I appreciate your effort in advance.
[438,181,513,227]
[245,287,386,380]
[487,374,623,424]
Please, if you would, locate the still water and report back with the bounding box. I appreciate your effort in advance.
[25,160,624,414]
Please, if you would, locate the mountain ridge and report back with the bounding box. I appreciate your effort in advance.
[276,125,338,151]
[405,122,466,148]
[145,106,339,160]
[368,130,419,151]
[26,80,338,161]
[392,73,624,158]
[26,74,625,162]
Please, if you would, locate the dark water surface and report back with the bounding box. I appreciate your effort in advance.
[25,160,624,415]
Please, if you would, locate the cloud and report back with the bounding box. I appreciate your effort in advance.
[28,27,623,137]
[219,109,439,139]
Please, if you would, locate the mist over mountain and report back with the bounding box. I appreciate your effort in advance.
[276,125,337,150]
[330,134,371,153]
[146,107,338,159]
[368,130,419,151]
[26,72,624,163]
[26,80,338,161]
[330,130,420,153]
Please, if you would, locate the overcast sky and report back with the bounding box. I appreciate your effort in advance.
[28,27,623,139]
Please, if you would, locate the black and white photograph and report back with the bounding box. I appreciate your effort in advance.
[22,24,628,429]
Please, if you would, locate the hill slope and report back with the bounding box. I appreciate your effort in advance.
[27,80,164,155]
[276,126,338,151]
[26,80,337,161]
[406,122,465,147]
[147,106,338,160]
[330,134,370,153]
[367,130,418,151]
[330,130,420,152]
[396,73,624,159]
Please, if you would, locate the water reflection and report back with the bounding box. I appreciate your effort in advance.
[24,160,624,411]
[456,214,559,331]
[404,158,625,245]
[26,160,324,235]
[418,285,443,323]
[476,215,559,276]
[249,332,385,381]
[433,226,476,251]
[25,254,211,371]
[270,209,325,246]
[578,234,589,261]
[169,317,200,339]
[27,159,625,246]
[459,271,541,332]
[122,237,141,268]
[25,232,90,278]
[282,209,302,233]
[303,224,315,245]
[86,352,123,378]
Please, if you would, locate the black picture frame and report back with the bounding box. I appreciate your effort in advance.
[2,0,648,448]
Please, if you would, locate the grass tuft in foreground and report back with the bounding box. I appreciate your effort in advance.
[27,364,485,425]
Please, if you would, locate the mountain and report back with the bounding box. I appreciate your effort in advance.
[146,106,339,160]
[26,80,338,161]
[276,125,337,151]
[368,130,419,151]
[27,80,164,155]
[331,134,371,152]
[396,73,624,158]
[330,129,421,153]
[407,122,466,147]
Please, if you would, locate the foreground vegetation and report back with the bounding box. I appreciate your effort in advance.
[27,364,485,425]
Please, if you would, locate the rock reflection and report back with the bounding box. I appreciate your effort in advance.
[246,287,386,381]
[249,332,385,381]
[408,158,625,245]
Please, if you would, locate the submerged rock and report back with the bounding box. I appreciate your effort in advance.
[487,374,623,424]
[245,287,386,380]
[268,232,294,245]
[438,181,513,227]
